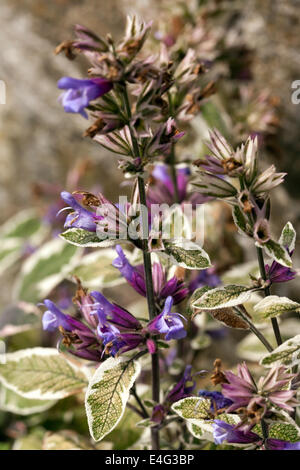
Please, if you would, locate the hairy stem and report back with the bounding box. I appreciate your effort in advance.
[256,246,282,346]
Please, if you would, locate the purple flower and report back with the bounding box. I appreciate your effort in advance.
[213,420,259,446]
[198,390,233,413]
[265,253,296,284]
[90,291,144,357]
[213,420,300,450]
[60,191,101,232]
[148,164,209,206]
[112,245,188,305]
[147,296,186,341]
[42,299,73,332]
[57,77,112,118]
[91,291,141,331]
[267,439,300,450]
[41,299,102,362]
[188,267,221,293]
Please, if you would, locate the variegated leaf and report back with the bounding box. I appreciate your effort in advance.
[187,413,241,443]
[171,397,211,424]
[163,239,211,270]
[0,384,56,415]
[191,284,254,310]
[259,239,292,268]
[14,238,81,303]
[71,248,127,288]
[253,419,300,443]
[261,335,300,368]
[0,348,89,399]
[186,421,214,442]
[254,296,300,319]
[279,222,296,252]
[232,205,248,234]
[60,228,116,248]
[85,356,141,442]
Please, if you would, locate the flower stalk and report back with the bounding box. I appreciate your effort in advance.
[120,81,161,449]
[137,174,161,450]
[256,246,283,346]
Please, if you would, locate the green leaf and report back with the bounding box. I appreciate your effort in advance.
[85,356,141,442]
[260,239,292,268]
[70,248,127,288]
[261,335,300,368]
[163,239,211,270]
[60,228,116,248]
[14,238,80,303]
[0,348,89,400]
[0,384,55,415]
[279,222,296,252]
[191,284,254,310]
[254,295,300,319]
[232,205,248,234]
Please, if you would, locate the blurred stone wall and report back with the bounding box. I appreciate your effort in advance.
[0,0,126,223]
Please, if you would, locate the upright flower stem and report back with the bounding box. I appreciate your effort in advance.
[256,246,283,346]
[120,83,160,449]
[137,175,160,450]
[256,246,281,448]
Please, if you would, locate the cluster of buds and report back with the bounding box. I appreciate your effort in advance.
[193,129,287,249]
[55,16,216,174]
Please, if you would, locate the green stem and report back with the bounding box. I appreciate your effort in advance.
[256,246,282,346]
[119,83,160,449]
[137,175,160,450]
[131,385,149,419]
[234,307,273,352]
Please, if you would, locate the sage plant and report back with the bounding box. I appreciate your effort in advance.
[0,13,299,452]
